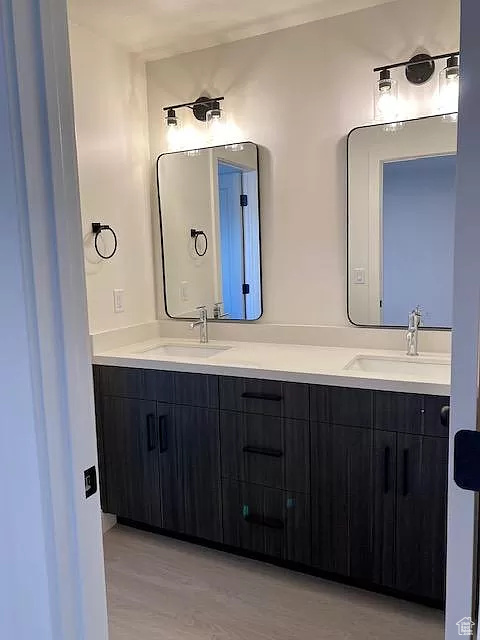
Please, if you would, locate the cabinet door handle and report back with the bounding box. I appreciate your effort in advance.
[402,449,409,496]
[243,445,283,458]
[383,446,390,494]
[241,392,282,402]
[244,513,284,530]
[146,413,156,451]
[159,415,168,453]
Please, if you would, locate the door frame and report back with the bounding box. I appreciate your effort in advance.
[1,0,108,638]
[445,0,480,637]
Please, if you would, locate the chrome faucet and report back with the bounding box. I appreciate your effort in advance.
[190,306,208,343]
[406,306,422,356]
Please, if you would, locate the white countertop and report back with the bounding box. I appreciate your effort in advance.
[93,338,451,396]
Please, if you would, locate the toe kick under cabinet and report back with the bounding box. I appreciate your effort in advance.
[93,365,449,606]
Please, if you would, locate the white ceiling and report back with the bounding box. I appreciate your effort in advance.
[67,0,398,60]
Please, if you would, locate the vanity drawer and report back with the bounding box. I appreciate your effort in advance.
[98,365,145,399]
[310,385,373,428]
[220,411,309,493]
[219,376,309,420]
[174,372,219,408]
[99,365,174,402]
[374,392,449,436]
[423,395,450,437]
[222,480,311,565]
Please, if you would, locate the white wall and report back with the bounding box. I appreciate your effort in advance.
[146,0,459,337]
[69,23,156,334]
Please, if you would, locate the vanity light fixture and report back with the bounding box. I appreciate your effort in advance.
[373,50,460,123]
[163,96,226,148]
[163,95,225,125]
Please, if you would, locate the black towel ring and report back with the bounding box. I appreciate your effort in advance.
[92,222,118,260]
[190,228,208,257]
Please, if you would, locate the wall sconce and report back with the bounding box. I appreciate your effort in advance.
[163,95,226,148]
[373,50,460,123]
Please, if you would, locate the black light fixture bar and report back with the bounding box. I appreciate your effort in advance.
[374,51,459,73]
[163,96,225,111]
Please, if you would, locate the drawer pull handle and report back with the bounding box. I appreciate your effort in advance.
[159,415,168,453]
[244,513,284,530]
[146,413,156,451]
[243,445,283,458]
[241,392,282,402]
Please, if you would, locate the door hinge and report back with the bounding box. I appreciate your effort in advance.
[240,194,248,207]
[84,466,98,499]
[242,283,250,295]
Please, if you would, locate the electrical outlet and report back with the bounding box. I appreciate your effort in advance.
[113,289,125,313]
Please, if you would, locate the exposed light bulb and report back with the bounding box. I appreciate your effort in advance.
[374,70,399,123]
[206,101,225,144]
[438,55,459,115]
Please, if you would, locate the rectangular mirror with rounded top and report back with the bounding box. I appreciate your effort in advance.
[348,115,457,329]
[157,142,262,321]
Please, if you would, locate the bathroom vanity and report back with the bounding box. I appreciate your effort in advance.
[93,342,450,608]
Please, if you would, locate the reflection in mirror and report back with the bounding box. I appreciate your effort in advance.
[348,115,457,328]
[157,143,262,321]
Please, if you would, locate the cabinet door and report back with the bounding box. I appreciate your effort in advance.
[102,397,162,527]
[176,406,222,543]
[395,434,448,602]
[311,423,374,580]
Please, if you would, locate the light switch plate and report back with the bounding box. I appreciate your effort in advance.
[180,281,189,302]
[353,268,366,284]
[113,288,125,313]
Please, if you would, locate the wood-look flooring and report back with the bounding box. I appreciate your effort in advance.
[104,525,443,640]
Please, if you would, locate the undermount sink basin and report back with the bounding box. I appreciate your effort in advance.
[140,344,232,359]
[345,355,451,377]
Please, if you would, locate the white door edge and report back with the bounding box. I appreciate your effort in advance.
[445,1,480,638]
[2,0,108,637]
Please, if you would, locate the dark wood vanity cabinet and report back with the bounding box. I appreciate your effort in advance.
[94,365,448,606]
[95,366,222,541]
[310,387,448,602]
